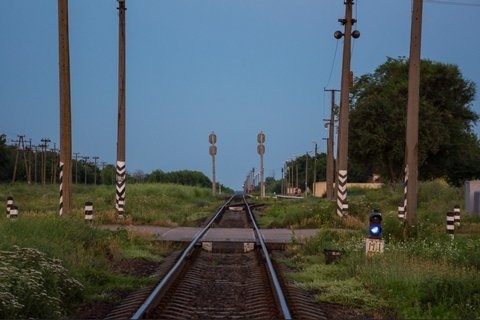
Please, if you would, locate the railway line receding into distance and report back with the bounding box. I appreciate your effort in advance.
[102,193,327,320]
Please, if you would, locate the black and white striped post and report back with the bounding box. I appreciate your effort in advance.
[116,161,126,218]
[84,201,93,222]
[453,205,461,227]
[398,203,405,220]
[9,205,18,219]
[6,196,14,218]
[336,170,348,217]
[59,161,64,215]
[446,211,455,239]
[402,165,408,221]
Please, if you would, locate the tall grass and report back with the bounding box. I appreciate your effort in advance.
[275,180,480,319]
[0,183,215,318]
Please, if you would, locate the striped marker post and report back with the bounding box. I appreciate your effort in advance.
[453,205,461,227]
[59,161,64,216]
[402,165,408,221]
[6,196,14,218]
[84,201,93,222]
[398,203,405,220]
[446,211,455,239]
[336,169,348,217]
[9,205,18,219]
[116,160,126,217]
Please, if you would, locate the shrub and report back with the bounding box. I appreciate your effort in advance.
[0,246,83,319]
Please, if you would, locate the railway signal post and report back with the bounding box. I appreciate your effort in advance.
[365,210,384,255]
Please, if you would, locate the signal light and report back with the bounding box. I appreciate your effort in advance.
[369,210,383,239]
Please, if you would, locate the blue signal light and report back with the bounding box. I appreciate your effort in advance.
[369,210,383,239]
[369,224,382,237]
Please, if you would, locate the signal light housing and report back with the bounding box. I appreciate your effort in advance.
[369,210,383,239]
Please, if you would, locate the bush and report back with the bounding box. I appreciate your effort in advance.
[0,246,83,319]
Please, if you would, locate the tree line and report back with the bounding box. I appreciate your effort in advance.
[0,134,225,189]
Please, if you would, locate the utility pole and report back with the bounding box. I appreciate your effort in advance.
[58,0,73,215]
[405,0,423,231]
[11,135,29,184]
[324,89,339,201]
[51,143,58,184]
[304,152,309,197]
[82,156,90,184]
[334,0,359,216]
[116,0,127,217]
[73,152,80,184]
[41,138,51,185]
[93,156,99,185]
[312,141,318,196]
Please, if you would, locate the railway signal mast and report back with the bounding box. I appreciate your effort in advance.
[257,132,266,199]
[209,132,217,196]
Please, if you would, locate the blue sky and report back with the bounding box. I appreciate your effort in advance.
[1,0,479,190]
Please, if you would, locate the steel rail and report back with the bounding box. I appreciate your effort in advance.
[243,195,293,320]
[130,194,236,320]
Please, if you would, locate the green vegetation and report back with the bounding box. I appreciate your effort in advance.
[260,180,480,319]
[349,57,480,185]
[1,181,480,319]
[0,183,220,319]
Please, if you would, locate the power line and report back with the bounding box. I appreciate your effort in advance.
[425,0,480,7]
[324,40,339,89]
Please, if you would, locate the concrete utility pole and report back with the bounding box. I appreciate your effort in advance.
[312,141,318,196]
[116,0,127,217]
[405,0,423,230]
[334,0,359,216]
[58,0,73,215]
[324,89,339,201]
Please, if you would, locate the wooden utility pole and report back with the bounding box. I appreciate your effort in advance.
[58,0,73,215]
[11,135,30,184]
[405,0,423,230]
[93,156,99,185]
[41,138,50,185]
[73,152,80,184]
[335,0,358,216]
[312,141,317,196]
[324,89,339,200]
[116,0,127,217]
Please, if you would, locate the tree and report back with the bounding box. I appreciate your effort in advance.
[349,57,479,185]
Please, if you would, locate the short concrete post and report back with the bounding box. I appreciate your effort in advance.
[453,205,461,226]
[9,205,18,219]
[6,196,14,218]
[84,201,93,222]
[397,203,405,220]
[446,211,455,239]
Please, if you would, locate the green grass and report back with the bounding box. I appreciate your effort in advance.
[1,180,480,319]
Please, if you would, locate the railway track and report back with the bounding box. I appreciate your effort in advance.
[104,194,326,320]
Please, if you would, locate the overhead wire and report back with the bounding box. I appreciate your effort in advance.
[425,0,480,7]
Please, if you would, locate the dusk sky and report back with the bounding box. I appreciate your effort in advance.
[1,1,480,189]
